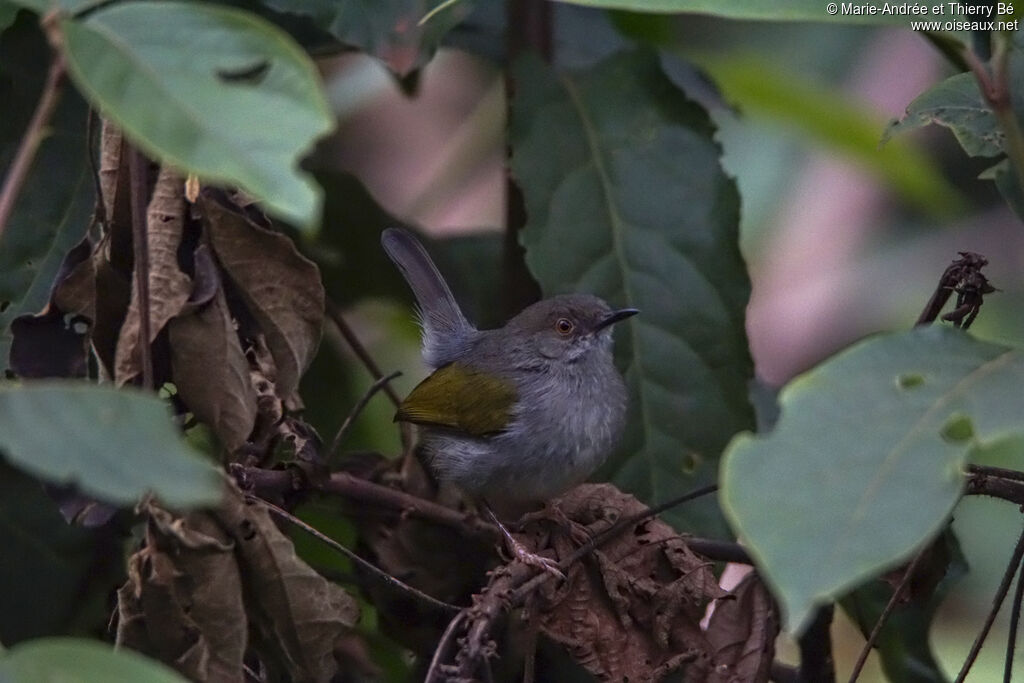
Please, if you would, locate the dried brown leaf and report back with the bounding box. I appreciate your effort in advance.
[90,235,132,377]
[201,195,324,397]
[214,483,359,683]
[116,502,247,683]
[704,572,778,683]
[536,484,723,682]
[169,283,257,453]
[98,120,134,274]
[115,165,192,385]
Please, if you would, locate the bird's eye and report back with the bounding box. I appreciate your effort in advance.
[555,318,574,335]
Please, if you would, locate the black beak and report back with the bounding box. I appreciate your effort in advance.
[594,308,639,332]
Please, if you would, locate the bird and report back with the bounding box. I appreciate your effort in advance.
[382,228,636,576]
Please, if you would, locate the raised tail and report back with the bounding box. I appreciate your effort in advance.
[381,228,474,367]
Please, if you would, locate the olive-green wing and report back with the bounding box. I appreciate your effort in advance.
[396,363,517,436]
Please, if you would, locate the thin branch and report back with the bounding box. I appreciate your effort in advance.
[326,370,402,462]
[970,464,1024,484]
[324,298,402,407]
[0,51,66,240]
[966,467,1024,506]
[425,610,467,683]
[954,525,1024,683]
[256,497,460,615]
[128,147,153,389]
[323,471,500,541]
[1005,544,1024,683]
[848,544,931,683]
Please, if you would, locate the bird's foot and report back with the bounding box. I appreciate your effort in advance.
[482,502,565,580]
[505,533,565,580]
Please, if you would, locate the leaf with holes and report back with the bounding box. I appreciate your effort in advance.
[883,72,1002,158]
[201,196,324,398]
[60,1,334,230]
[510,49,754,538]
[721,326,1024,633]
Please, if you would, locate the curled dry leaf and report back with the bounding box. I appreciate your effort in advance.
[200,195,324,398]
[704,572,778,683]
[213,483,360,683]
[116,501,247,683]
[115,165,192,385]
[169,283,257,454]
[533,484,726,682]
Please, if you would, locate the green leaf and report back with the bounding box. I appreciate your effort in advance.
[840,529,966,683]
[0,637,189,682]
[0,382,222,508]
[0,13,93,374]
[0,462,121,644]
[549,0,934,24]
[261,0,470,75]
[696,54,965,216]
[720,326,1023,633]
[60,1,334,231]
[0,2,17,32]
[510,49,754,538]
[883,71,1001,157]
[2,0,105,14]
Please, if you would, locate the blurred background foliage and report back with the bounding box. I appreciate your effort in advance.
[3,0,1024,679]
[300,6,1024,679]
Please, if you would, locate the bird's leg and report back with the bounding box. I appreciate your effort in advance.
[482,501,564,580]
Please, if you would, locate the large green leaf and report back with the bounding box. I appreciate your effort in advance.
[840,529,965,683]
[0,382,222,507]
[60,1,334,231]
[0,13,93,374]
[0,637,189,682]
[883,71,1000,158]
[261,0,469,75]
[721,326,1024,633]
[550,0,934,24]
[697,54,965,216]
[510,50,754,538]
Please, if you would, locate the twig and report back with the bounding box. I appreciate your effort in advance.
[848,544,931,683]
[1005,545,1024,683]
[686,537,751,564]
[966,467,1024,506]
[323,471,499,541]
[324,298,402,408]
[326,370,402,461]
[128,147,153,389]
[954,525,1024,683]
[970,464,1024,484]
[256,497,460,615]
[0,50,66,240]
[424,610,467,683]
